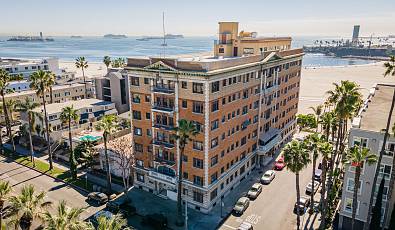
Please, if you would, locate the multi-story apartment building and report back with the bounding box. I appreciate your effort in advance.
[339,84,395,230]
[126,22,303,213]
[95,70,130,114]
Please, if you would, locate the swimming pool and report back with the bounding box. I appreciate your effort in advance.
[79,135,101,142]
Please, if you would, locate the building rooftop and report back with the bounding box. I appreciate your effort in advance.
[0,57,55,67]
[5,83,86,98]
[354,84,395,132]
[33,98,114,114]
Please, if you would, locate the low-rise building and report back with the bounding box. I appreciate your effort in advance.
[339,83,395,230]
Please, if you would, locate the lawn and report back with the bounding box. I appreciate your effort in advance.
[1,148,94,191]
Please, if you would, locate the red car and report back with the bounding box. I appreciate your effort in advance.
[274,156,286,170]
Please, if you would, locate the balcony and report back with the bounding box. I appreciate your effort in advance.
[264,84,278,95]
[152,103,174,114]
[153,85,175,94]
[153,139,175,149]
[154,157,176,167]
[153,123,175,131]
[258,128,281,155]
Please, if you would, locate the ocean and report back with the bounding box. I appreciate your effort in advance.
[0,36,376,67]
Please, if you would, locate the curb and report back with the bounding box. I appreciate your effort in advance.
[0,151,90,195]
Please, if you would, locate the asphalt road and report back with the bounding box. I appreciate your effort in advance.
[0,155,103,221]
[219,158,320,230]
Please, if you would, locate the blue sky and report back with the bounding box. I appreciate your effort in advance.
[1,0,394,37]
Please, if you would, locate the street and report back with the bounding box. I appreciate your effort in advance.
[219,157,321,230]
[0,155,103,221]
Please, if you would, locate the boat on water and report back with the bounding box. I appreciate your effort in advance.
[136,38,149,41]
[7,32,54,42]
[71,35,83,39]
[104,34,127,39]
[138,34,184,40]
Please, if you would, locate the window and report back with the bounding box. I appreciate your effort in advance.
[210,188,218,201]
[131,77,140,86]
[182,81,188,89]
[379,164,392,179]
[211,100,219,112]
[182,100,188,108]
[193,101,204,114]
[218,48,224,54]
[211,81,220,93]
[353,137,368,148]
[147,129,152,136]
[134,127,142,136]
[135,143,143,152]
[211,119,219,130]
[241,136,247,146]
[192,82,204,94]
[211,155,218,166]
[192,121,203,133]
[193,158,203,169]
[183,172,189,179]
[193,141,203,151]
[344,198,359,214]
[211,137,219,149]
[133,110,141,120]
[136,173,144,182]
[145,95,151,102]
[346,179,362,194]
[193,190,203,202]
[144,78,149,84]
[242,106,248,115]
[384,142,395,156]
[211,172,218,184]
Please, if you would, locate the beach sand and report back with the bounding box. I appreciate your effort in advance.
[299,62,394,114]
[60,59,394,115]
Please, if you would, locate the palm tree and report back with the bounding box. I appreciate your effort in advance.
[103,56,111,72]
[0,104,3,155]
[8,184,52,230]
[75,57,89,99]
[283,140,310,230]
[74,139,96,170]
[0,180,12,230]
[96,214,129,230]
[304,133,324,214]
[16,98,41,166]
[319,141,333,228]
[320,111,336,142]
[47,72,56,104]
[366,56,395,229]
[5,99,18,153]
[344,146,377,230]
[42,200,92,230]
[30,70,55,170]
[172,119,198,226]
[310,104,323,132]
[60,106,80,180]
[111,58,126,68]
[95,114,118,194]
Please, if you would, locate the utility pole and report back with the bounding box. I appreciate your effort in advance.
[185,199,188,230]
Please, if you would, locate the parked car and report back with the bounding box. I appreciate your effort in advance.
[237,221,253,230]
[87,192,108,205]
[314,169,323,182]
[274,156,286,170]
[260,170,275,184]
[294,196,310,214]
[106,199,136,216]
[247,183,262,199]
[305,181,320,194]
[233,197,250,215]
[141,213,167,229]
[91,210,113,225]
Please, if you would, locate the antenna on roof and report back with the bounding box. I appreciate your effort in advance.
[161,12,167,58]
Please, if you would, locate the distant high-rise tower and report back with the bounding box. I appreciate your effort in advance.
[352,25,360,44]
[40,32,43,38]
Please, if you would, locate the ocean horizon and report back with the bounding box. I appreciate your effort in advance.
[0,35,377,67]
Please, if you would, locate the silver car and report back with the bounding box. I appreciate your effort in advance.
[260,170,275,184]
[306,181,320,194]
[233,197,250,215]
[247,183,262,199]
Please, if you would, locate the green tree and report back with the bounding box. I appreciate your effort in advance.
[96,214,129,230]
[310,104,323,132]
[369,178,384,230]
[304,133,325,214]
[42,200,93,230]
[344,146,377,230]
[0,180,12,230]
[111,58,126,68]
[74,139,96,170]
[173,119,198,226]
[95,114,118,194]
[75,57,88,99]
[283,140,310,230]
[320,111,336,142]
[366,56,395,229]
[103,56,111,71]
[16,98,41,166]
[297,114,317,132]
[8,184,52,230]
[60,106,80,180]
[319,141,333,228]
[30,70,55,170]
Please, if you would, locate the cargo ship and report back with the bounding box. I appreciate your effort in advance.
[7,32,54,42]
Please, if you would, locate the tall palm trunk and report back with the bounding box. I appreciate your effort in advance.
[27,116,35,167]
[176,146,185,226]
[328,122,342,193]
[365,89,395,230]
[1,93,15,153]
[42,98,53,170]
[321,157,328,228]
[68,119,76,180]
[49,86,53,104]
[103,133,112,194]
[310,156,317,213]
[296,172,301,230]
[82,68,87,99]
[351,166,361,230]
[0,199,4,230]
[0,128,3,155]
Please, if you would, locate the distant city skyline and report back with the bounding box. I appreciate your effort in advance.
[2,0,394,37]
